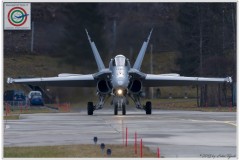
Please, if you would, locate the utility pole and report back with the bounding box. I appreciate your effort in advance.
[113,19,117,53]
[130,47,133,62]
[31,21,34,53]
[150,44,153,99]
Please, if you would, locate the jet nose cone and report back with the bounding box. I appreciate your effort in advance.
[117,80,124,86]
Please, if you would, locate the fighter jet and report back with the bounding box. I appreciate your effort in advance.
[7,29,232,115]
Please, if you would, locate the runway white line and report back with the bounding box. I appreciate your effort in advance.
[180,118,236,127]
[5,125,10,129]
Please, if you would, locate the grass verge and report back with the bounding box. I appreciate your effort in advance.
[147,98,236,112]
[4,144,156,158]
[3,107,57,120]
[68,98,236,112]
[4,115,19,120]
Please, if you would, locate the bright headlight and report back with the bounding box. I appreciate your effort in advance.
[117,89,123,95]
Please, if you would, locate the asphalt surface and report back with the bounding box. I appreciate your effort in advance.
[4,109,236,158]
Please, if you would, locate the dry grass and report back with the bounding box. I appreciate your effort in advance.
[147,98,236,112]
[4,108,54,114]
[3,107,56,120]
[67,98,236,112]
[3,115,19,120]
[4,144,157,158]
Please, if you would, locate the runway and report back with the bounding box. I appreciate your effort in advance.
[4,109,236,158]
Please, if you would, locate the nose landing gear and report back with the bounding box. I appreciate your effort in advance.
[114,103,126,115]
[87,102,94,115]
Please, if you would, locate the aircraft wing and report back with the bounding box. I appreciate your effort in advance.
[142,74,232,87]
[7,74,96,87]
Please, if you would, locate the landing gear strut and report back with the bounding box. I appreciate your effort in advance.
[114,104,118,115]
[145,101,152,115]
[122,104,126,115]
[130,94,152,114]
[87,94,108,115]
[87,102,94,115]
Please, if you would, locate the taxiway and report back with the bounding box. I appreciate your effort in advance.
[4,109,236,157]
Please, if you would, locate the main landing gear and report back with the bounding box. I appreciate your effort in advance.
[130,94,152,115]
[87,94,107,115]
[145,101,152,115]
[87,102,94,115]
[87,101,152,115]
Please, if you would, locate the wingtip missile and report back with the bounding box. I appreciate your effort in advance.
[85,29,91,42]
[227,76,232,83]
[7,77,13,84]
[147,28,153,42]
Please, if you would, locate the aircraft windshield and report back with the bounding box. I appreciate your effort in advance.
[115,55,126,66]
[30,92,41,96]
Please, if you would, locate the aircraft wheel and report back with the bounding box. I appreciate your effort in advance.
[114,104,118,115]
[87,102,94,115]
[145,101,152,115]
[122,104,126,115]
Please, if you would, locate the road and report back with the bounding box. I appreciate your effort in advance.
[4,109,236,158]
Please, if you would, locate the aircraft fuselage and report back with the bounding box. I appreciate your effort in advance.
[110,55,130,97]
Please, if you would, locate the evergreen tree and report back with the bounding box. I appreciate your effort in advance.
[177,3,236,106]
[57,3,106,71]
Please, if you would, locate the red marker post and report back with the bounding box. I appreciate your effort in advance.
[122,120,124,146]
[157,147,160,158]
[5,103,10,116]
[140,139,143,158]
[64,103,67,112]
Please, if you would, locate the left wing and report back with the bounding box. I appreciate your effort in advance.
[7,74,96,87]
[142,74,232,87]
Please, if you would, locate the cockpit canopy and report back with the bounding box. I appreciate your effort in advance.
[113,55,126,66]
[109,54,130,68]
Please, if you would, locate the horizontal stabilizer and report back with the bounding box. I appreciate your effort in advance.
[85,29,105,71]
[133,29,153,70]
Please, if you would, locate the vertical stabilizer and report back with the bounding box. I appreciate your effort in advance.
[85,29,105,71]
[133,29,153,71]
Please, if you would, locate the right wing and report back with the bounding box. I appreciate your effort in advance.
[142,74,232,87]
[7,74,96,87]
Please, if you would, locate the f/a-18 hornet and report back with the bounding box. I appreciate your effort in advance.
[7,29,232,115]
